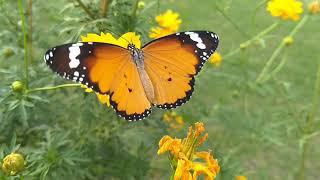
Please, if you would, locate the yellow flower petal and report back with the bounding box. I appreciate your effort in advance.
[209,52,222,67]
[158,135,182,155]
[96,93,110,107]
[149,27,174,39]
[80,84,93,93]
[235,175,248,180]
[192,162,216,180]
[194,122,205,136]
[174,158,192,180]
[81,32,141,48]
[267,0,303,21]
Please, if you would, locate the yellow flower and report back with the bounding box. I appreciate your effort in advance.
[235,175,248,180]
[2,153,25,176]
[79,32,142,107]
[149,10,182,39]
[158,122,220,180]
[162,111,185,131]
[155,10,182,31]
[309,1,320,14]
[267,0,303,21]
[283,36,294,46]
[209,52,222,67]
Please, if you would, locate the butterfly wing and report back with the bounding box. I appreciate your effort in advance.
[44,42,151,121]
[142,31,219,109]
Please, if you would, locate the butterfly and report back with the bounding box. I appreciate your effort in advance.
[44,31,219,121]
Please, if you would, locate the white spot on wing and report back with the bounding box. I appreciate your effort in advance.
[68,44,81,69]
[45,54,49,61]
[74,71,79,77]
[186,32,207,50]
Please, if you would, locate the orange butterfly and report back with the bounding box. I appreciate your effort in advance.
[44,31,219,121]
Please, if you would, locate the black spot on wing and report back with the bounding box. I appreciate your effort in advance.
[156,77,195,109]
[109,92,152,121]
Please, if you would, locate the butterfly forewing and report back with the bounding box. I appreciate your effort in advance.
[142,31,219,109]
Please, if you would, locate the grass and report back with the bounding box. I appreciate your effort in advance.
[0,0,319,179]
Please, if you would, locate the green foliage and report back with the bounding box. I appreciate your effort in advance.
[0,0,320,179]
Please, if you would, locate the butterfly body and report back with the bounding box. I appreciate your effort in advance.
[128,44,155,103]
[45,31,219,121]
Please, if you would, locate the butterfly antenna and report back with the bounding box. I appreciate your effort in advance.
[98,27,131,45]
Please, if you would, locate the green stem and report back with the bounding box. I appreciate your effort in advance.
[256,15,309,83]
[75,0,95,19]
[18,0,29,89]
[214,2,249,38]
[100,0,109,17]
[269,53,287,78]
[131,0,139,18]
[297,57,320,180]
[26,84,81,93]
[27,0,33,63]
[225,22,279,59]
[251,0,268,30]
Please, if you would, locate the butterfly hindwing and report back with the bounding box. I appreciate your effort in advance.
[142,31,219,109]
[109,59,152,121]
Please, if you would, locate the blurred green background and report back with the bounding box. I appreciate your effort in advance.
[0,0,319,179]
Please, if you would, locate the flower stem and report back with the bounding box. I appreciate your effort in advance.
[256,15,309,83]
[214,2,249,38]
[131,0,139,18]
[251,0,268,30]
[75,0,95,19]
[18,0,29,89]
[100,0,109,17]
[26,84,81,93]
[297,57,320,180]
[27,0,33,63]
[224,22,279,59]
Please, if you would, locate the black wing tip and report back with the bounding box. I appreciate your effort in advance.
[109,95,152,121]
[156,77,195,109]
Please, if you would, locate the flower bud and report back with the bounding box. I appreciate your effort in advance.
[138,1,145,9]
[3,48,14,58]
[11,81,24,93]
[2,153,25,175]
[283,36,294,46]
[309,1,320,14]
[240,43,248,50]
